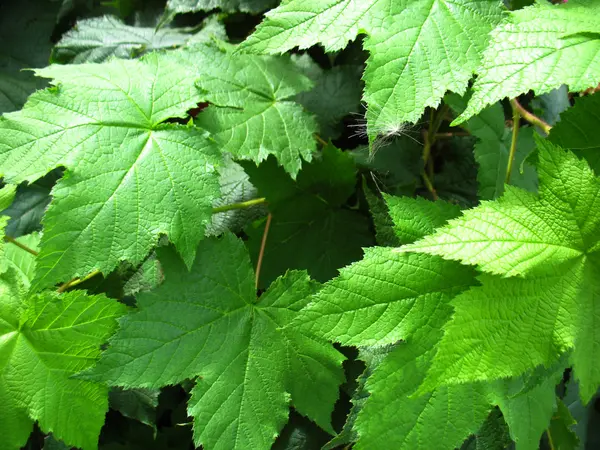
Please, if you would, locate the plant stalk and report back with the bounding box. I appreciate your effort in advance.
[510,98,552,135]
[506,99,522,184]
[212,198,267,214]
[255,213,272,290]
[5,236,39,256]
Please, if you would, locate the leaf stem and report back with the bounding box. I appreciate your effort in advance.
[421,105,448,200]
[314,134,328,147]
[509,98,552,135]
[546,428,555,450]
[212,198,267,214]
[506,99,521,184]
[4,236,39,256]
[57,269,102,293]
[255,213,272,290]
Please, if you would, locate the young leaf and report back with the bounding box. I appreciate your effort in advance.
[244,145,373,287]
[455,0,600,124]
[241,0,503,132]
[549,92,600,174]
[52,15,225,64]
[0,269,126,450]
[0,53,221,289]
[82,233,345,450]
[171,44,317,178]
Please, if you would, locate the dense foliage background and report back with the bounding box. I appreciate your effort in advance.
[1,0,600,449]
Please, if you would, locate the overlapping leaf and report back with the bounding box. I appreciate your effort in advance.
[83,233,345,450]
[405,141,600,401]
[51,15,226,64]
[455,0,600,124]
[166,0,278,14]
[549,93,600,174]
[446,93,537,200]
[241,0,503,134]
[0,269,126,450]
[244,145,373,287]
[0,52,221,289]
[170,44,317,177]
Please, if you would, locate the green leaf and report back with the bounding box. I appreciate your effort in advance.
[548,399,580,450]
[0,269,126,450]
[403,139,598,277]
[242,0,503,132]
[51,15,225,64]
[446,93,538,200]
[109,387,159,430]
[383,194,461,245]
[293,55,363,139]
[166,0,278,14]
[322,345,394,450]
[531,85,571,127]
[364,187,401,247]
[549,92,600,174]
[122,255,163,297]
[351,136,423,196]
[406,140,600,401]
[170,44,317,178]
[206,155,265,237]
[469,408,512,450]
[83,233,345,450]
[3,233,40,286]
[297,249,476,347]
[2,171,59,238]
[489,366,564,450]
[0,53,221,289]
[244,145,373,287]
[354,327,491,450]
[455,0,600,124]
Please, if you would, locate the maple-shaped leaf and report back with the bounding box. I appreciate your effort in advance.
[51,15,225,64]
[0,53,221,289]
[170,44,317,178]
[406,140,600,401]
[549,92,600,174]
[241,0,503,134]
[455,0,600,124]
[243,144,373,287]
[0,269,126,450]
[82,233,345,450]
[446,93,537,200]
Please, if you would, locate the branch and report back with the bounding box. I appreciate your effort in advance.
[4,236,39,256]
[255,213,272,290]
[212,198,267,214]
[509,98,552,135]
[57,269,102,293]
